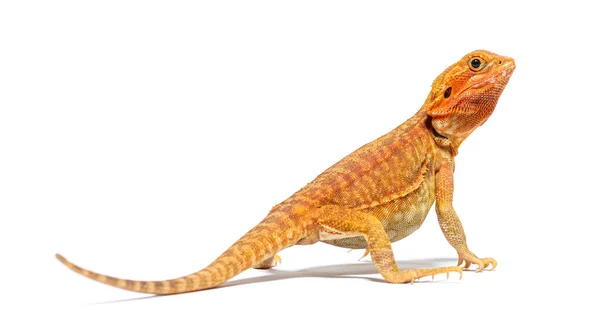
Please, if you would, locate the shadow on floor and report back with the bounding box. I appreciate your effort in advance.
[221,257,458,288]
[95,257,458,304]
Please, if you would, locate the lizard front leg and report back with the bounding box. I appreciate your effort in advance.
[313,205,462,283]
[435,161,497,271]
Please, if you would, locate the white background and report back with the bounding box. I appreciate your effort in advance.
[1,1,598,330]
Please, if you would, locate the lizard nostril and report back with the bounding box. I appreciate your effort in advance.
[498,60,503,65]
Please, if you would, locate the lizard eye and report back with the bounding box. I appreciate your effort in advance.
[468,56,486,71]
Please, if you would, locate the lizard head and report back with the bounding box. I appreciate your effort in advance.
[424,50,515,153]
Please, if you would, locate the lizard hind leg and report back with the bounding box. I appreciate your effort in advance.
[252,254,282,269]
[314,205,462,283]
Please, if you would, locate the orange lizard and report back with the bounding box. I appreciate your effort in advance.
[57,50,515,294]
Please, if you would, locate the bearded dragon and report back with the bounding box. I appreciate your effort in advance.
[57,50,515,294]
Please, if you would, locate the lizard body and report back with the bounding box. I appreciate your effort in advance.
[57,50,515,294]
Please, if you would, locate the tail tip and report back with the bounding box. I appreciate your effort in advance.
[56,253,67,264]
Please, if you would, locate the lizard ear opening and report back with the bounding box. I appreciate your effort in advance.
[426,86,454,116]
[444,87,452,99]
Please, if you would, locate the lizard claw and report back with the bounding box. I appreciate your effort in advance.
[358,248,370,261]
[457,258,471,269]
[458,252,496,272]
[484,258,497,271]
[402,266,462,283]
[474,258,496,272]
[273,254,282,266]
[479,258,496,271]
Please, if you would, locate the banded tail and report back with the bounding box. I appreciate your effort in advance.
[56,211,306,294]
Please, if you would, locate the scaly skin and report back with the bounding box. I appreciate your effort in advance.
[57,50,515,294]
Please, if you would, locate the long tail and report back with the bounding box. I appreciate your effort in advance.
[56,212,305,294]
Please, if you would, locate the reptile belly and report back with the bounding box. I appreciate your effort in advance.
[323,174,436,249]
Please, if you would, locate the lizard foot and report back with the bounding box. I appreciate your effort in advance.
[388,266,463,283]
[253,254,282,270]
[458,254,496,272]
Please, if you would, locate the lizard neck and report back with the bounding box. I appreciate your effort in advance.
[392,108,430,136]
[414,104,459,156]
[388,109,456,156]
